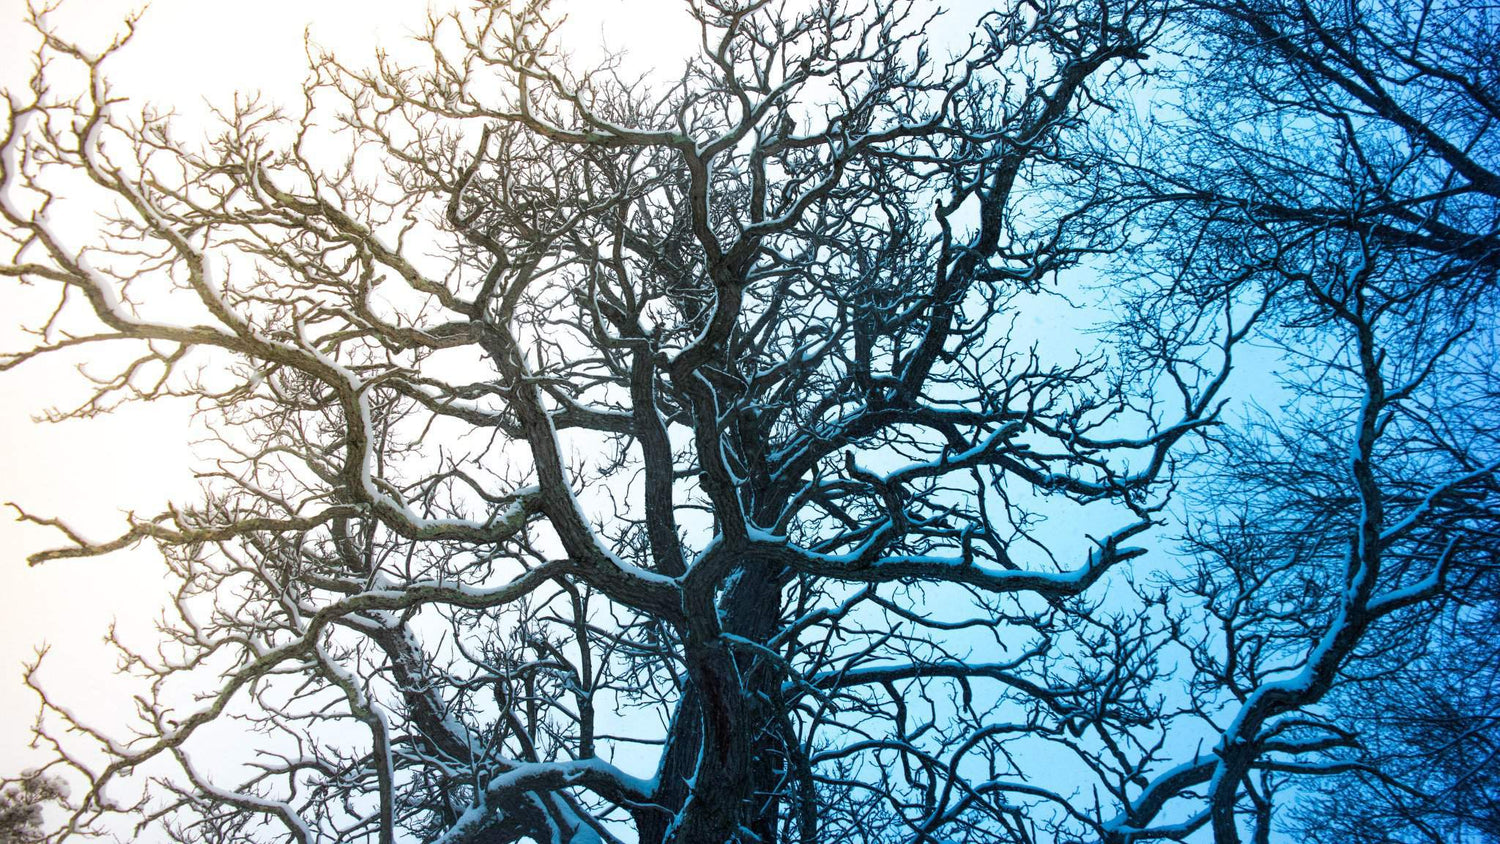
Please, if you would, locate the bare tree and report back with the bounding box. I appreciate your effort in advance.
[8,0,1495,841]
[1090,0,1500,840]
[1,1,1236,842]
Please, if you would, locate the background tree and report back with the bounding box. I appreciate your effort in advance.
[0,772,67,844]
[1290,585,1500,844]
[1093,0,1500,839]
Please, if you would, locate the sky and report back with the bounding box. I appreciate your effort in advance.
[0,0,702,788]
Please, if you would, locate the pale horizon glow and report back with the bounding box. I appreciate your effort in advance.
[0,0,697,786]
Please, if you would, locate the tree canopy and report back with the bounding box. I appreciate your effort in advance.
[1,0,1496,842]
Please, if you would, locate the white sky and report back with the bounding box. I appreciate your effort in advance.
[0,0,701,784]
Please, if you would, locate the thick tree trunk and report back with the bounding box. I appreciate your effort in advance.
[641,562,788,844]
[636,692,701,844]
